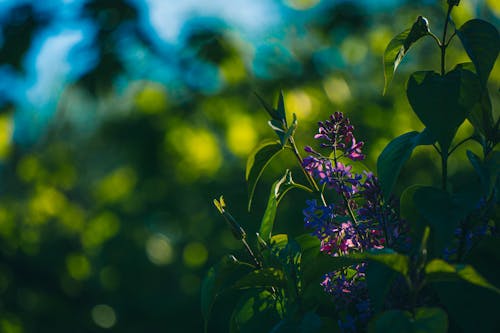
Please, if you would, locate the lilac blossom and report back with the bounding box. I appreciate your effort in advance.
[301,113,409,331]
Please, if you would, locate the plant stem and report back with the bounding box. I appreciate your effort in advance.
[441,153,448,191]
[448,136,473,157]
[241,238,261,268]
[441,4,453,75]
[288,137,328,207]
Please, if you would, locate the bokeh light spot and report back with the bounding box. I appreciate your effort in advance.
[167,127,222,180]
[91,304,117,329]
[284,0,320,10]
[182,242,208,268]
[285,90,313,120]
[0,114,13,159]
[94,167,137,204]
[226,115,258,157]
[134,81,168,114]
[323,76,351,105]
[99,267,120,291]
[341,37,368,65]
[66,253,91,281]
[16,155,40,183]
[82,212,120,250]
[145,233,174,266]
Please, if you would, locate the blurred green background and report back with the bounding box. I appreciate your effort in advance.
[0,0,498,332]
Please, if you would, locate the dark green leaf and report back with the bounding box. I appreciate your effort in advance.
[366,262,398,313]
[433,281,500,333]
[369,307,447,333]
[259,180,279,243]
[413,187,478,257]
[302,253,358,288]
[276,91,287,125]
[295,233,320,264]
[233,268,286,290]
[465,236,500,288]
[377,129,434,199]
[246,140,284,211]
[457,19,500,87]
[425,259,500,293]
[400,184,427,243]
[467,150,499,197]
[230,290,282,333]
[406,68,481,153]
[255,92,281,121]
[201,255,254,322]
[383,16,431,94]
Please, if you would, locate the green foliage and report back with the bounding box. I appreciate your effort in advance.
[406,68,481,154]
[377,129,434,199]
[246,140,284,211]
[369,307,448,333]
[205,1,499,332]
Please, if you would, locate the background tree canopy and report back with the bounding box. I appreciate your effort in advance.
[0,0,498,332]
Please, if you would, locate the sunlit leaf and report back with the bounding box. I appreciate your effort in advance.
[383,16,430,94]
[246,140,284,211]
[457,19,500,87]
[425,259,500,294]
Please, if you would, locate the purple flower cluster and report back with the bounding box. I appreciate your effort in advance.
[312,111,365,161]
[302,112,407,331]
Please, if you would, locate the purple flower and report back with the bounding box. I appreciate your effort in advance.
[312,112,365,161]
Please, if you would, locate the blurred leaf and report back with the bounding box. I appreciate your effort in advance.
[457,19,500,87]
[383,16,430,94]
[425,259,500,293]
[230,290,281,333]
[369,307,447,333]
[295,234,320,265]
[407,68,481,153]
[377,129,434,199]
[255,92,281,122]
[246,140,284,211]
[201,255,255,323]
[233,268,286,290]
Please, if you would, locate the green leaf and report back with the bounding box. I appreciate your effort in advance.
[383,16,430,94]
[413,187,471,256]
[454,62,496,139]
[377,129,434,199]
[295,234,320,264]
[259,181,279,243]
[201,255,255,322]
[233,268,286,290]
[230,290,281,333]
[255,92,281,121]
[425,259,500,294]
[369,308,448,333]
[457,19,500,87]
[406,68,481,153]
[465,236,500,288]
[302,253,359,288]
[366,262,398,313]
[352,248,409,277]
[400,185,427,243]
[276,91,287,125]
[467,150,500,197]
[246,140,284,211]
[433,281,500,333]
